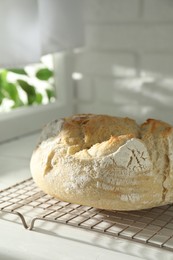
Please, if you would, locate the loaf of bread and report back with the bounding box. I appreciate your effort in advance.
[30,114,173,211]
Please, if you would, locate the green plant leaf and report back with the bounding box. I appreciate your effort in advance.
[46,89,55,100]
[17,79,36,105]
[0,70,8,87]
[0,72,24,107]
[17,80,36,96]
[0,89,4,104]
[4,83,19,101]
[36,68,53,81]
[12,98,24,108]
[0,72,6,104]
[35,93,43,104]
[28,95,36,105]
[8,68,27,75]
[0,70,19,98]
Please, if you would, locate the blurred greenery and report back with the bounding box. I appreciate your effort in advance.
[0,66,55,112]
[36,68,53,81]
[8,68,27,75]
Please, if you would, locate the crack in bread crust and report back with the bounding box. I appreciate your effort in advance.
[162,154,169,202]
[162,128,173,203]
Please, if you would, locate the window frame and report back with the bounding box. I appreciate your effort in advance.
[0,52,75,143]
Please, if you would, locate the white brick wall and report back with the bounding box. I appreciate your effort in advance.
[143,0,173,21]
[75,52,137,77]
[74,0,173,123]
[86,24,173,51]
[140,53,173,77]
[86,0,140,22]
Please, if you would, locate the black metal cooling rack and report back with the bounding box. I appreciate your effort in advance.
[1,178,173,252]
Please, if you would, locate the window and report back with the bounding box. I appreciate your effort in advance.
[0,52,75,143]
[0,55,55,113]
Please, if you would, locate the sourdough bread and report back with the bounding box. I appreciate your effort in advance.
[30,114,173,210]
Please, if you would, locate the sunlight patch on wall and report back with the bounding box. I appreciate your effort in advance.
[72,72,83,80]
[110,64,173,119]
[112,65,137,77]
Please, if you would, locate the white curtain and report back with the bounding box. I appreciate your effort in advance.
[0,0,85,68]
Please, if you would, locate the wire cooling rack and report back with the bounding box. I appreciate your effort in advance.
[1,178,173,252]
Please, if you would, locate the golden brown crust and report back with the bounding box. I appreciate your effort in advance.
[30,114,173,211]
[60,114,140,148]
